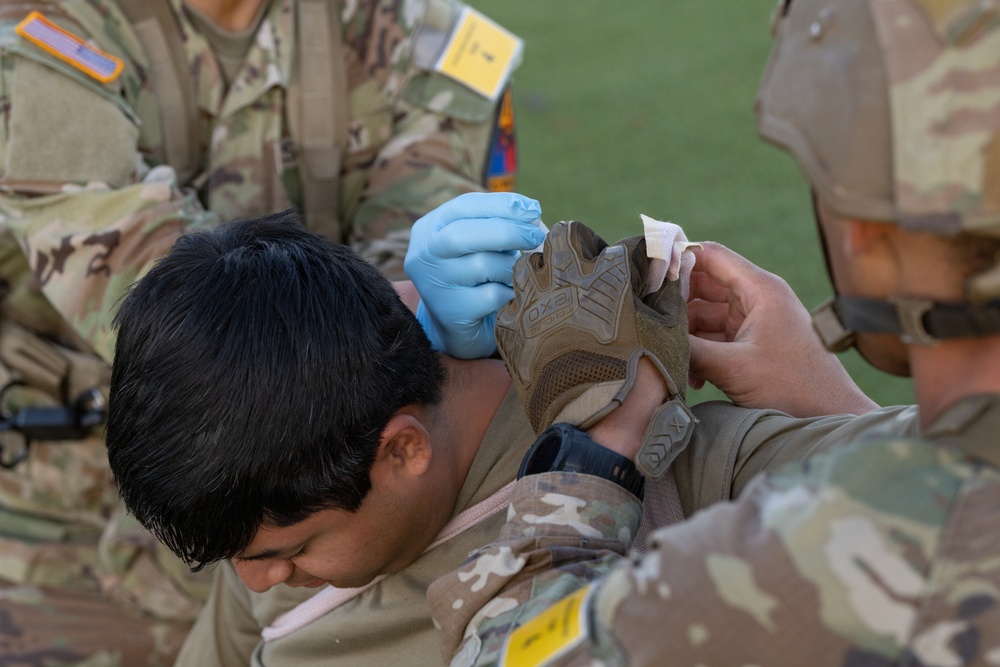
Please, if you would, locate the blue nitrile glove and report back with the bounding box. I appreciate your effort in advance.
[405,192,545,359]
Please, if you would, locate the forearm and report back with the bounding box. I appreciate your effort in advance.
[428,472,640,664]
[673,401,919,517]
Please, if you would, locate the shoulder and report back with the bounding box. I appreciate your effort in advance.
[0,0,146,81]
[0,0,148,188]
[743,434,1000,658]
[760,435,973,535]
[343,0,520,123]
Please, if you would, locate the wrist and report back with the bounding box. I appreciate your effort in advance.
[519,423,645,500]
[588,356,669,458]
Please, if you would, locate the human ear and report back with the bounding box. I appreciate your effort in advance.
[376,411,432,476]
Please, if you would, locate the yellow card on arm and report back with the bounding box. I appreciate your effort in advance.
[434,7,522,101]
[501,585,593,667]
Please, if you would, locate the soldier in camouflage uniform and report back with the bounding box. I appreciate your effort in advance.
[427,0,1000,664]
[0,0,520,664]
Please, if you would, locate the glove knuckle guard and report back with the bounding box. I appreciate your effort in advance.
[496,221,691,439]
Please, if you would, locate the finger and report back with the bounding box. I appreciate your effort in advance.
[452,282,515,321]
[511,253,535,296]
[428,217,545,258]
[690,241,773,293]
[435,192,541,226]
[429,251,518,287]
[688,270,732,304]
[689,331,728,343]
[686,300,731,335]
[688,334,733,379]
[689,332,745,366]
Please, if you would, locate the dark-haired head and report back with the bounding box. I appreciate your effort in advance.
[106,210,444,568]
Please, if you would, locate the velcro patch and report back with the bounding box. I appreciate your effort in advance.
[15,11,123,83]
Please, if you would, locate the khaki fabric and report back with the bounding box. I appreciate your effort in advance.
[677,400,920,516]
[176,386,535,667]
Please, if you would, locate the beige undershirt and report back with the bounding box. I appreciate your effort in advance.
[183,1,269,88]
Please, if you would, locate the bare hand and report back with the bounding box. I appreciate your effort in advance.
[686,242,877,417]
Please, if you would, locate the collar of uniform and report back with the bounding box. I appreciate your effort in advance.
[171,0,294,119]
[924,393,1000,469]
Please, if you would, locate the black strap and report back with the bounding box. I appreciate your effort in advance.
[835,295,1000,344]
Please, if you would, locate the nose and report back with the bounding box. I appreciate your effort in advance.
[232,558,295,594]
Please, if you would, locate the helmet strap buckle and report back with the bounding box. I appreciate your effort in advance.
[810,296,856,352]
[891,297,939,346]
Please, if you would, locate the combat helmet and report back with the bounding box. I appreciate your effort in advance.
[755,0,1000,352]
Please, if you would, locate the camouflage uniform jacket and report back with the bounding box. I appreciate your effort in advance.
[0,0,512,625]
[430,393,1000,666]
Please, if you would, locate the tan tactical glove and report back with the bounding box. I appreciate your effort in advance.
[496,220,694,478]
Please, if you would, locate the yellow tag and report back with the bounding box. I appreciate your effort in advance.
[434,7,522,100]
[15,11,123,84]
[501,585,592,667]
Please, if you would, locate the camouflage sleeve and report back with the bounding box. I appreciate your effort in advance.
[0,183,216,362]
[430,438,970,667]
[0,9,217,361]
[340,0,517,277]
[429,472,643,665]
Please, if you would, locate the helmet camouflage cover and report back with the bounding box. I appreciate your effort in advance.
[756,0,1000,238]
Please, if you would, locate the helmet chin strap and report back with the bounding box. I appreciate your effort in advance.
[811,295,1000,353]
[809,193,1000,354]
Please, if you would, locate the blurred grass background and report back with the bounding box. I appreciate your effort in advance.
[469,0,914,408]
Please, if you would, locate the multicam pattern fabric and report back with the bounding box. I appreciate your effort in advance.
[429,394,1000,667]
[0,0,512,663]
[871,0,1000,235]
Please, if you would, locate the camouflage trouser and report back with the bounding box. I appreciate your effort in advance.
[0,579,192,667]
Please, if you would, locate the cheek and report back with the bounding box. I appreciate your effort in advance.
[298,526,397,585]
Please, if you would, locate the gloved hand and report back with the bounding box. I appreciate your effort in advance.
[405,192,545,359]
[496,221,694,476]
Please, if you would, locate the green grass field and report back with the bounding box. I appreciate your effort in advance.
[469,0,915,408]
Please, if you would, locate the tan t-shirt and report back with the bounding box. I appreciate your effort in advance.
[175,386,534,667]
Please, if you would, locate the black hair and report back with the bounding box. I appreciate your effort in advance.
[106,210,445,568]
